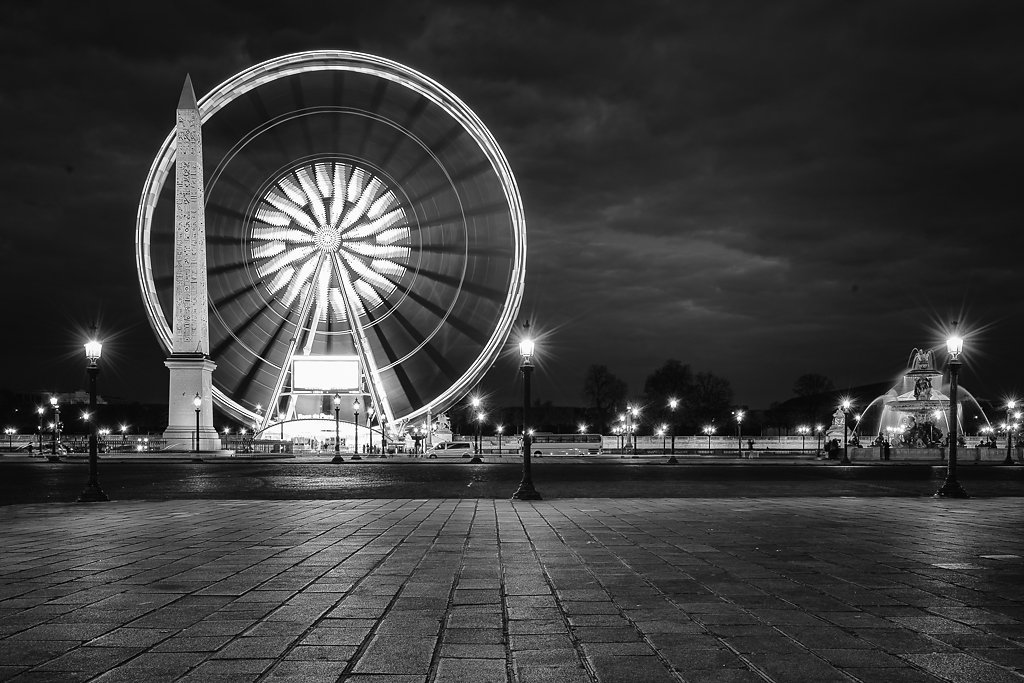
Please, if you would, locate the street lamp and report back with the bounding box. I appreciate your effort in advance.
[279,411,285,441]
[815,424,823,456]
[1004,400,1019,465]
[496,424,504,455]
[192,393,202,453]
[512,323,541,500]
[332,394,344,463]
[668,398,678,455]
[77,338,108,502]
[50,396,60,455]
[36,406,44,454]
[936,329,968,497]
[839,400,852,464]
[476,410,486,455]
[734,410,744,457]
[352,398,361,459]
[703,424,715,451]
[4,428,14,451]
[797,425,809,452]
[657,424,667,455]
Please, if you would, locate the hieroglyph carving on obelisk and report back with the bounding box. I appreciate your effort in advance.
[172,74,210,355]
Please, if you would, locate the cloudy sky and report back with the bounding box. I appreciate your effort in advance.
[1,0,1021,412]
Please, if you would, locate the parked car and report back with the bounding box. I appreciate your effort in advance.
[426,441,474,458]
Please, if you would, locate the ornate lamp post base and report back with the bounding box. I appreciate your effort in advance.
[934,478,970,499]
[666,455,679,464]
[77,483,109,503]
[331,454,345,463]
[512,481,542,500]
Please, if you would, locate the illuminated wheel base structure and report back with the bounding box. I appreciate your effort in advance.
[137,51,526,438]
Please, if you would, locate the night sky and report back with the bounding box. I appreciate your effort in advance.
[2,1,1022,413]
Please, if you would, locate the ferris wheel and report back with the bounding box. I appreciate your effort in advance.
[136,51,526,430]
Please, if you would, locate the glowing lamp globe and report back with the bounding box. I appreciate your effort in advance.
[946,335,963,359]
[519,339,535,361]
[84,340,102,363]
[193,394,202,410]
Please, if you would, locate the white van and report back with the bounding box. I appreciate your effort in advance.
[426,441,474,458]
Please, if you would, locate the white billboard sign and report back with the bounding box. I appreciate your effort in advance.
[292,356,360,392]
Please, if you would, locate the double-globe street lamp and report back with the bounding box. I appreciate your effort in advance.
[936,329,969,498]
[512,325,541,501]
[77,338,108,502]
[36,407,44,454]
[797,425,809,453]
[702,424,715,451]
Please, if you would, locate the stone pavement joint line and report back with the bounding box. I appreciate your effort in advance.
[0,499,1023,682]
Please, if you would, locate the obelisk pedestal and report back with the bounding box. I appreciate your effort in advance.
[163,74,220,451]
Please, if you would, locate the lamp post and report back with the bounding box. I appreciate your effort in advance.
[191,393,201,453]
[352,399,361,459]
[797,425,808,453]
[50,396,60,455]
[1004,400,1019,465]
[367,408,375,456]
[936,329,969,497]
[815,424,823,456]
[512,324,541,500]
[668,398,678,455]
[36,407,44,454]
[496,425,503,455]
[734,410,744,458]
[4,428,14,451]
[279,412,285,441]
[703,424,715,451]
[332,394,344,463]
[657,425,667,455]
[77,338,108,502]
[476,410,485,455]
[839,400,851,465]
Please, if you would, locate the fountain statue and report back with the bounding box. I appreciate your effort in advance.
[855,346,989,449]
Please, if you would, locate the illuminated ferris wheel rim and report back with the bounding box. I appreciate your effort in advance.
[135,50,527,425]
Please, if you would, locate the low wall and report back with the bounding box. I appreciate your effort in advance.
[849,447,1018,463]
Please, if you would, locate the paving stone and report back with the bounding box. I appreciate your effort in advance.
[434,657,507,682]
[904,652,1024,683]
[586,654,676,682]
[352,634,437,674]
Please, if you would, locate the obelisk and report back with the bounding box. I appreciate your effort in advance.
[163,75,219,451]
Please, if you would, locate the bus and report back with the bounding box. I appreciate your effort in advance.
[529,433,603,455]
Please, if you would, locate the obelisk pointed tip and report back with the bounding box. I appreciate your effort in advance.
[177,74,198,110]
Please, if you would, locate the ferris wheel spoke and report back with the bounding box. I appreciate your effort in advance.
[245,89,291,159]
[412,268,507,304]
[356,79,389,160]
[395,125,464,187]
[232,302,289,400]
[406,159,494,207]
[379,96,428,169]
[413,201,510,234]
[363,307,424,409]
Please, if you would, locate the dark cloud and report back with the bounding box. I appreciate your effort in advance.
[1,0,1021,410]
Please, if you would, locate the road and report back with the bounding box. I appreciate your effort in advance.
[2,457,1023,504]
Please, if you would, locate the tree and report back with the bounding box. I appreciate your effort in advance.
[689,371,734,429]
[643,360,693,433]
[793,373,835,398]
[582,365,627,433]
[792,373,835,426]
